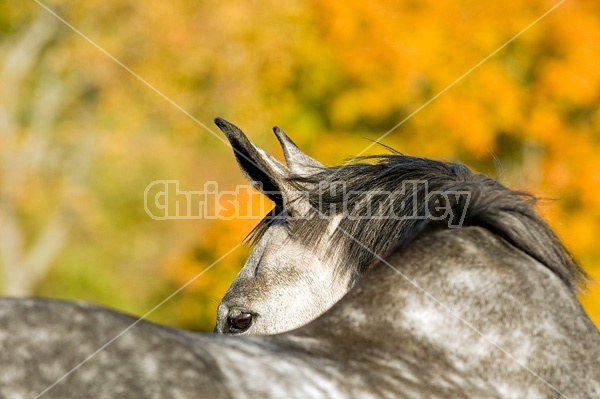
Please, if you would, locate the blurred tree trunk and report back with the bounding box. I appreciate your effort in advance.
[0,12,89,296]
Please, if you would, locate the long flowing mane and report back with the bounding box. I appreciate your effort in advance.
[248,152,586,291]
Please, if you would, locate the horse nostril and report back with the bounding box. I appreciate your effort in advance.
[227,312,253,334]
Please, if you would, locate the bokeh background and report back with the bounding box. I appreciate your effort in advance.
[1,0,598,331]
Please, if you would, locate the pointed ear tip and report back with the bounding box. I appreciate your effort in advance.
[214,117,228,127]
[214,118,241,137]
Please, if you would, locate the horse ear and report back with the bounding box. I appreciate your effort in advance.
[273,126,323,175]
[215,118,288,206]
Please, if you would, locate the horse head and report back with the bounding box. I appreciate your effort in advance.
[213,118,351,334]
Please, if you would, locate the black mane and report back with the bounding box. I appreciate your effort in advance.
[248,153,586,291]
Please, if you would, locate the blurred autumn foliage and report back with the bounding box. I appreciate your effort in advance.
[0,0,599,331]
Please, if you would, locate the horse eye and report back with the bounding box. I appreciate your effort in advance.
[227,312,253,334]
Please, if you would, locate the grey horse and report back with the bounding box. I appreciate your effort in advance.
[1,119,598,398]
[212,119,583,336]
[1,166,599,397]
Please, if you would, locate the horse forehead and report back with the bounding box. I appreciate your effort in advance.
[244,242,315,275]
[252,223,297,252]
[223,261,312,302]
[246,223,319,269]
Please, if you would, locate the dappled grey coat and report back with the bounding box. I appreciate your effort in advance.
[1,224,599,398]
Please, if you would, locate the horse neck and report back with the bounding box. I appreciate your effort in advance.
[296,226,599,396]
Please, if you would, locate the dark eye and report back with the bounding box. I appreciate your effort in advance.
[227,312,253,334]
